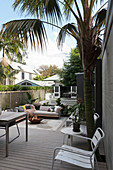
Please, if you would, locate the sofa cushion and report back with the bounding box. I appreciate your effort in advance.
[40,106,50,111]
[33,103,40,110]
[34,110,58,116]
[25,105,31,109]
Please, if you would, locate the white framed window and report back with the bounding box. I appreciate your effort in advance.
[29,73,32,80]
[22,72,25,79]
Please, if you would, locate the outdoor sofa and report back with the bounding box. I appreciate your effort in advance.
[18,105,62,119]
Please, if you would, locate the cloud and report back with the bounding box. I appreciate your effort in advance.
[26,31,75,68]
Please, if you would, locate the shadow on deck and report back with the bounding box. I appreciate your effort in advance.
[0,123,108,170]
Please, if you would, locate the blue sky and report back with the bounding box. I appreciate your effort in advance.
[0,0,75,68]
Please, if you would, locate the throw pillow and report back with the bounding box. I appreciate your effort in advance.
[54,106,61,113]
[50,106,55,112]
[18,106,25,112]
[40,106,50,111]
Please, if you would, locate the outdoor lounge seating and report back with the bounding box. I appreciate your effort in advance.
[34,106,62,119]
[52,127,105,170]
[18,105,62,119]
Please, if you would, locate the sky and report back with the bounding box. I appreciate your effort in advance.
[0,0,76,69]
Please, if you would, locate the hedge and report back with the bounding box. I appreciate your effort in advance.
[0,85,52,91]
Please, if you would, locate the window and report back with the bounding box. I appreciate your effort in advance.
[22,72,25,79]
[29,73,32,80]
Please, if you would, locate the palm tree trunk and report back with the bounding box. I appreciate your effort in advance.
[3,47,5,58]
[84,70,94,139]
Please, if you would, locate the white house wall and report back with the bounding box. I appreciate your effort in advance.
[102,1,113,169]
[14,71,37,85]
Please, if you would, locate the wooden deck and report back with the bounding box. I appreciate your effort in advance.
[0,124,108,170]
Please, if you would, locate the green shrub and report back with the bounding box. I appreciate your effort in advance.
[0,85,52,91]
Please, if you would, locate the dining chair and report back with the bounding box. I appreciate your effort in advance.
[0,110,20,143]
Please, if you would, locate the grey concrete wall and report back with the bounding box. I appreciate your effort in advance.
[0,90,45,109]
[102,1,113,169]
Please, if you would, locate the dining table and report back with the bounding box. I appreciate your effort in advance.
[0,111,28,157]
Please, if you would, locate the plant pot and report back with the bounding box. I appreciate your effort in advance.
[73,122,80,132]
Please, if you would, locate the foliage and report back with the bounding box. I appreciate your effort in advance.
[59,48,83,86]
[0,33,25,63]
[2,0,107,139]
[0,85,52,91]
[34,74,49,81]
[0,63,19,85]
[56,98,69,116]
[26,92,39,104]
[56,98,61,106]
[37,65,62,77]
[69,101,85,123]
[42,102,49,106]
[0,32,27,85]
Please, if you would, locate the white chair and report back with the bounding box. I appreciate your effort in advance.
[80,112,100,136]
[94,113,100,125]
[63,113,100,145]
[52,127,104,170]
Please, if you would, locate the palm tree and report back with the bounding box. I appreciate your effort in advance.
[0,63,19,85]
[0,33,26,84]
[2,0,107,138]
[0,32,26,65]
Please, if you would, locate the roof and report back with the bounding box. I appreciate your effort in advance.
[0,58,40,75]
[15,79,55,86]
[10,61,40,75]
[44,74,61,81]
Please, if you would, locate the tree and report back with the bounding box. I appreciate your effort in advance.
[0,63,19,85]
[0,33,25,63]
[2,0,107,139]
[0,33,27,84]
[60,48,83,86]
[33,74,49,81]
[38,65,61,77]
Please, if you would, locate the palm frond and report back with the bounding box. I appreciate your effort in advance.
[13,0,62,24]
[57,23,79,47]
[2,19,48,50]
[63,0,83,30]
[94,8,107,26]
[0,32,24,62]
[73,0,83,22]
[63,0,74,20]
[7,69,19,79]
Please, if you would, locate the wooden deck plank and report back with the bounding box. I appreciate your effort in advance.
[0,126,107,170]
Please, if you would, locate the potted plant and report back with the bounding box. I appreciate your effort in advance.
[69,98,85,132]
[71,108,80,132]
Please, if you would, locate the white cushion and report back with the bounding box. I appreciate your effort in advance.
[54,106,61,113]
[34,110,58,116]
[39,106,50,111]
